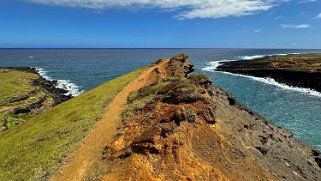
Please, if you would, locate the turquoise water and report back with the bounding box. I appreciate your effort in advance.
[0,48,321,150]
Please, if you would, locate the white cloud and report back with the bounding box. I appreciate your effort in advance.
[298,0,316,3]
[254,29,262,33]
[273,16,283,21]
[26,0,275,19]
[281,24,311,29]
[315,13,321,19]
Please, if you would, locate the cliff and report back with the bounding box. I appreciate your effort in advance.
[1,55,321,180]
[216,54,321,92]
[0,67,71,130]
[96,54,321,180]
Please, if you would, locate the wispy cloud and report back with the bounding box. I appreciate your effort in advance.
[273,16,283,21]
[298,0,316,3]
[281,24,311,29]
[254,29,262,33]
[315,13,321,19]
[26,0,276,19]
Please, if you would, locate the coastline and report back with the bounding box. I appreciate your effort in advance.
[214,53,321,94]
[96,54,321,180]
[35,67,84,97]
[1,54,321,180]
[0,67,73,130]
[2,67,73,104]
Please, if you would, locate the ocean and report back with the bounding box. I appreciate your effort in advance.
[1,48,321,150]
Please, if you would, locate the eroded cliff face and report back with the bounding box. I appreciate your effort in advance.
[0,67,72,131]
[101,54,321,180]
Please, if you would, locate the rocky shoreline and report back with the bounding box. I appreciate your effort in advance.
[0,67,72,130]
[100,54,321,180]
[216,54,321,92]
[3,67,73,104]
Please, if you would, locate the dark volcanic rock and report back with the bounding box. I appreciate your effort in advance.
[1,67,73,123]
[33,78,72,105]
[3,66,73,104]
[102,54,321,181]
[216,54,321,92]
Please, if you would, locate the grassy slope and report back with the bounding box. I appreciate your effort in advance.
[0,69,38,105]
[270,54,321,72]
[0,69,40,128]
[0,68,142,180]
[0,69,56,128]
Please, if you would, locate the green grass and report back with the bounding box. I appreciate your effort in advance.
[0,69,38,105]
[122,82,168,120]
[0,69,57,129]
[0,68,142,180]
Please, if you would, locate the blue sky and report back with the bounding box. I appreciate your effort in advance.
[0,0,320,48]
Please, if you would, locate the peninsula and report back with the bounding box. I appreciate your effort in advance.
[0,67,71,130]
[216,54,321,92]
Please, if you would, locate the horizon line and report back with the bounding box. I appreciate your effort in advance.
[0,47,321,50]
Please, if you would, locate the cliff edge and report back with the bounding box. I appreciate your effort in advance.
[97,54,321,180]
[216,54,321,92]
[0,67,71,131]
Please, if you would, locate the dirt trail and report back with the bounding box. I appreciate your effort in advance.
[51,60,168,181]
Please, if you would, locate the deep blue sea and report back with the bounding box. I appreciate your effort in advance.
[1,48,321,150]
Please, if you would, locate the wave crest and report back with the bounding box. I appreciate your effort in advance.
[35,67,84,96]
[201,52,321,97]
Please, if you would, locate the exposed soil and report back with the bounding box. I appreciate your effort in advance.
[101,54,321,180]
[52,54,321,180]
[50,60,168,181]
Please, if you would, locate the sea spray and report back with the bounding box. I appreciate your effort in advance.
[202,59,321,98]
[239,53,302,60]
[35,67,84,96]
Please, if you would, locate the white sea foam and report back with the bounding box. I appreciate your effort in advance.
[274,53,288,56]
[201,60,237,71]
[222,72,321,97]
[202,57,321,98]
[35,67,84,96]
[239,52,302,60]
[240,55,266,60]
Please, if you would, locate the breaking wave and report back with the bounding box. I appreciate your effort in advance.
[35,67,84,96]
[201,52,321,98]
[239,52,302,60]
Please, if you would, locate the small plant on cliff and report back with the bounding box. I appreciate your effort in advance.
[161,77,177,83]
[123,82,168,119]
[184,106,196,123]
[188,73,212,88]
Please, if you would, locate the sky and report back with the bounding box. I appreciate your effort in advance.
[0,0,320,48]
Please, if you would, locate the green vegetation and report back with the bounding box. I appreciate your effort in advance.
[188,73,209,84]
[0,69,38,105]
[267,53,321,72]
[0,68,142,180]
[184,106,196,123]
[0,68,57,129]
[175,79,196,93]
[0,68,54,131]
[123,82,168,119]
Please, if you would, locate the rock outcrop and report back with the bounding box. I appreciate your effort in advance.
[100,54,321,180]
[0,67,72,130]
[216,54,321,92]
[8,67,72,104]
